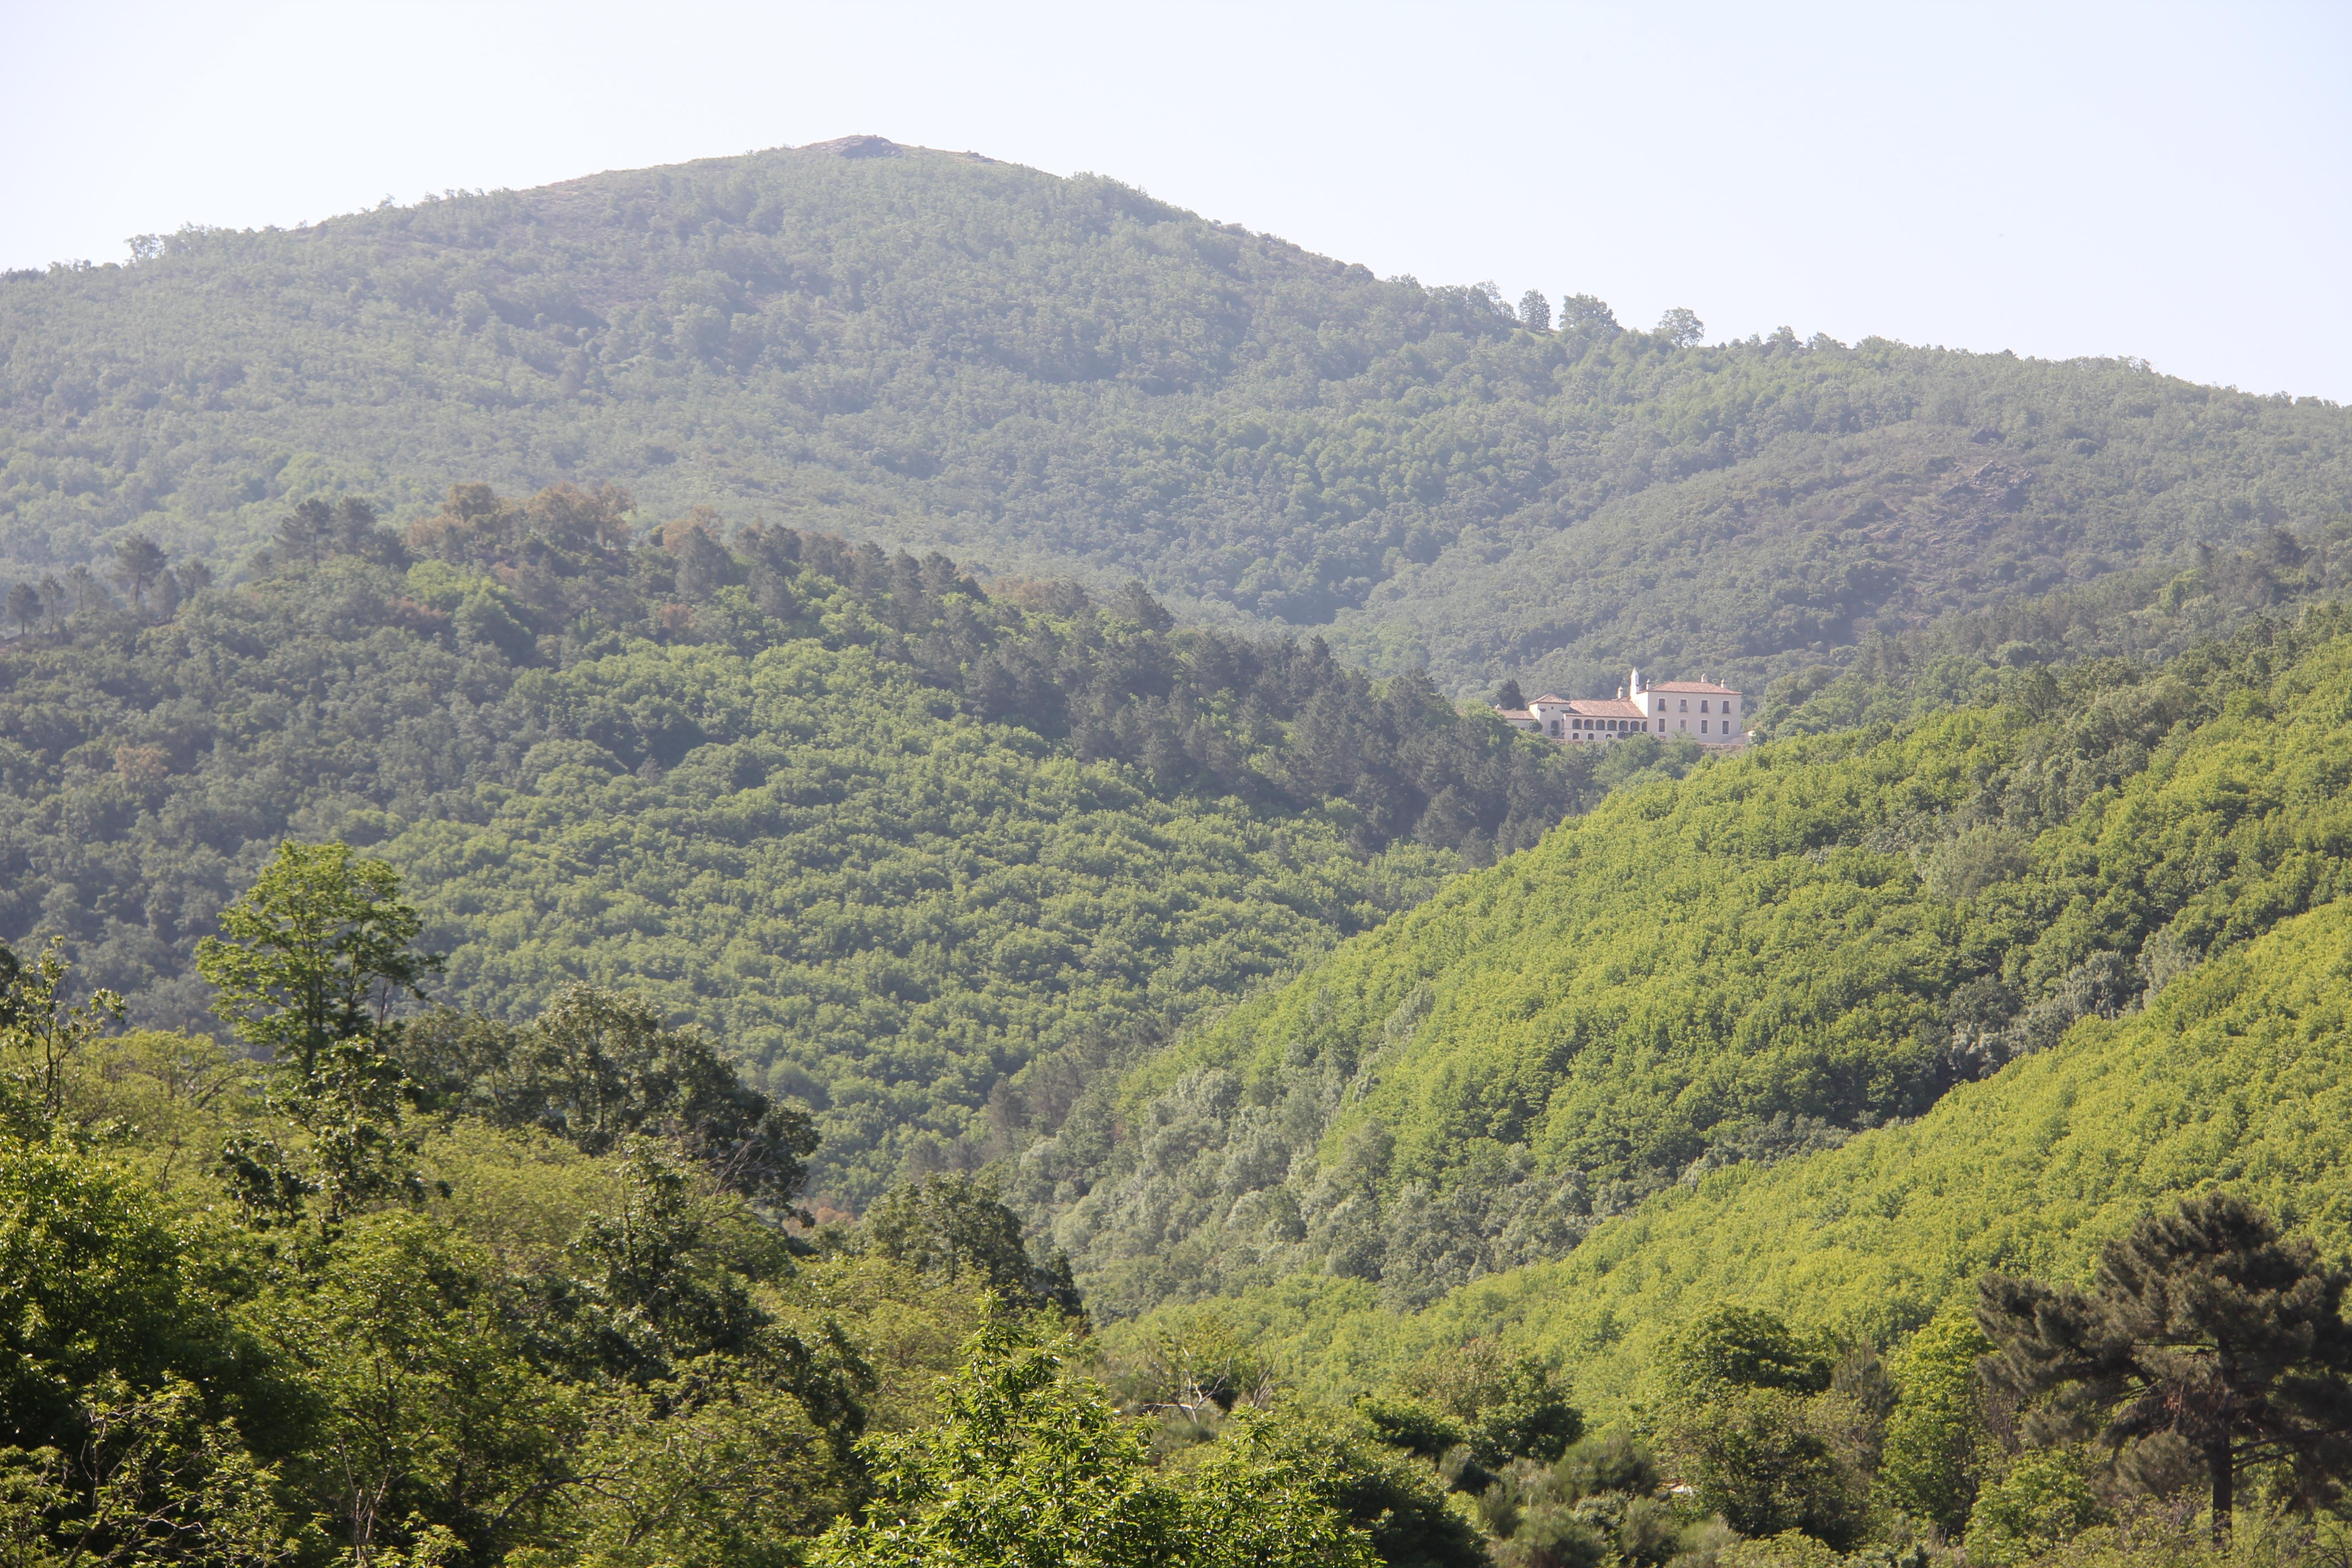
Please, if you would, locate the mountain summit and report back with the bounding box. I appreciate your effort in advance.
[5,139,2348,693]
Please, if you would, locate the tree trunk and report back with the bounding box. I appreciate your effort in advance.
[2208,1438,2234,1546]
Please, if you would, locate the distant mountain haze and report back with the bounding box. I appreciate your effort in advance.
[5,135,2348,697]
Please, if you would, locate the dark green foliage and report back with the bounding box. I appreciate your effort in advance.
[1666,1307,1836,1400]
[401,985,818,1211]
[1356,1393,1469,1464]
[9,143,2352,699]
[1398,1340,1584,1469]
[0,481,1598,1197]
[1554,1431,1658,1502]
[859,1174,1080,1315]
[1655,1308,1866,1548]
[1759,521,2352,739]
[1977,1193,2352,1539]
[1472,1431,1678,1568]
[1670,1389,1868,1548]
[262,1211,584,1564]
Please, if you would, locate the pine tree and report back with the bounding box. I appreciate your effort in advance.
[110,532,169,611]
[1976,1192,2352,1541]
[278,497,336,567]
[4,582,38,636]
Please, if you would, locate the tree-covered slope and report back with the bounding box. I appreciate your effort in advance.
[1023,606,2352,1320]
[0,484,1638,1203]
[7,137,2350,695]
[1166,891,2352,1421]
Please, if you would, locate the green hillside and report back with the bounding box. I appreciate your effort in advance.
[1149,890,2352,1420]
[1026,604,2352,1324]
[8,137,2351,696]
[0,483,1641,1202]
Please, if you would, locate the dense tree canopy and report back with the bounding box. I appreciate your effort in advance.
[1014,606,2352,1317]
[0,482,1634,1199]
[8,141,2352,698]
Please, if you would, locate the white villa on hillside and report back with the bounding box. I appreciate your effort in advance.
[1500,670,1747,750]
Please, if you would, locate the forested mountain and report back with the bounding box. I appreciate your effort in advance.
[13,499,2352,1568]
[7,136,2351,697]
[17,710,2352,1568]
[1323,888,2352,1415]
[15,127,2352,1568]
[1017,602,2352,1323]
[0,482,1666,1201]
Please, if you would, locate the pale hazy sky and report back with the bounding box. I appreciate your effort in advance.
[6,1,2347,400]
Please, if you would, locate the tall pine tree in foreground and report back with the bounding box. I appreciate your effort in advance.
[1977,1192,2352,1541]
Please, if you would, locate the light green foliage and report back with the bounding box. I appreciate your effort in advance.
[1167,1401,1485,1568]
[195,842,436,1077]
[558,1368,854,1568]
[195,843,441,1232]
[8,147,2352,701]
[813,1319,1378,1568]
[1170,1409,1383,1568]
[0,936,123,1135]
[1121,1308,1276,1421]
[1965,1448,2109,1567]
[0,1142,230,1454]
[1717,1530,1849,1568]
[1182,823,2352,1428]
[809,1318,1179,1568]
[771,1254,997,1437]
[0,940,1179,1568]
[1874,1301,1992,1536]
[1039,607,2352,1323]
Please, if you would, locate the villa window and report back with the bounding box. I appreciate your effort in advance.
[1700,701,1709,713]
[1679,699,1688,712]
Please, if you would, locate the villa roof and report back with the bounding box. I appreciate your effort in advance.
[1529,694,1644,718]
[1644,680,1740,695]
